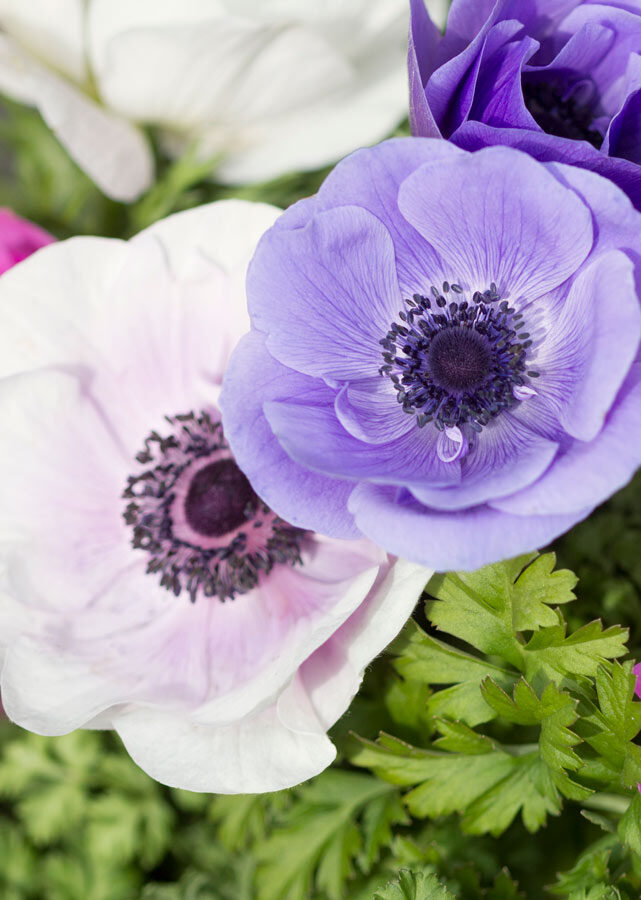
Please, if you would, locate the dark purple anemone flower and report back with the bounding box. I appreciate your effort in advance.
[409,0,641,208]
[221,137,641,571]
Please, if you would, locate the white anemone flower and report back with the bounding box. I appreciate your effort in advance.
[0,198,430,792]
[0,0,418,201]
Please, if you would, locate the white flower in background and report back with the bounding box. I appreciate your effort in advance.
[0,0,419,201]
[0,198,430,792]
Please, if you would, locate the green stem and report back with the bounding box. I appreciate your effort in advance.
[582,793,631,815]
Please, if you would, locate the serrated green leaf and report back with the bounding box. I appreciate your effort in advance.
[389,621,515,726]
[427,558,533,667]
[486,869,525,900]
[373,869,455,900]
[432,719,496,755]
[256,770,399,900]
[510,553,577,630]
[581,664,641,789]
[523,617,628,682]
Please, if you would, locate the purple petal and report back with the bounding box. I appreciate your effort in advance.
[493,363,641,517]
[335,378,415,445]
[313,138,463,295]
[398,145,593,300]
[545,157,641,255]
[408,412,558,510]
[263,397,461,486]
[452,120,641,209]
[470,32,539,128]
[220,331,359,539]
[409,0,443,137]
[553,250,641,441]
[607,87,641,164]
[247,205,401,381]
[348,482,588,571]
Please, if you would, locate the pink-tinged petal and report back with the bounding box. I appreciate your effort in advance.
[398,145,594,301]
[1,636,130,735]
[299,558,431,729]
[634,662,641,699]
[0,370,132,611]
[190,538,387,726]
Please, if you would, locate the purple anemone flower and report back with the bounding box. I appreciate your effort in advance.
[221,137,641,571]
[409,0,641,208]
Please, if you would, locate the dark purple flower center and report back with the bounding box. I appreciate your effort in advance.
[184,458,256,537]
[523,79,603,150]
[379,282,537,433]
[427,326,492,392]
[123,411,305,602]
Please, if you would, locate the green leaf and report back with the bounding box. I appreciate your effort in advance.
[619,794,641,857]
[551,836,617,894]
[426,556,535,667]
[389,621,515,726]
[373,869,455,900]
[581,663,641,789]
[349,731,561,835]
[426,552,576,657]
[480,679,589,799]
[523,617,628,682]
[256,770,401,900]
[209,795,272,852]
[18,781,86,845]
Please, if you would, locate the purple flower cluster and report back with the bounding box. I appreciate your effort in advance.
[221,137,641,571]
[409,0,641,207]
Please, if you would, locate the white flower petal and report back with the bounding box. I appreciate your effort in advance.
[298,559,432,730]
[0,35,153,201]
[0,0,87,84]
[113,699,335,793]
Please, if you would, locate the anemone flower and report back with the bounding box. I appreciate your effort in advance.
[0,199,429,792]
[409,0,641,209]
[222,138,641,572]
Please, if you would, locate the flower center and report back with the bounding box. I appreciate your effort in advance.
[379,282,537,435]
[523,79,603,150]
[123,411,306,602]
[427,326,492,392]
[184,458,256,537]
